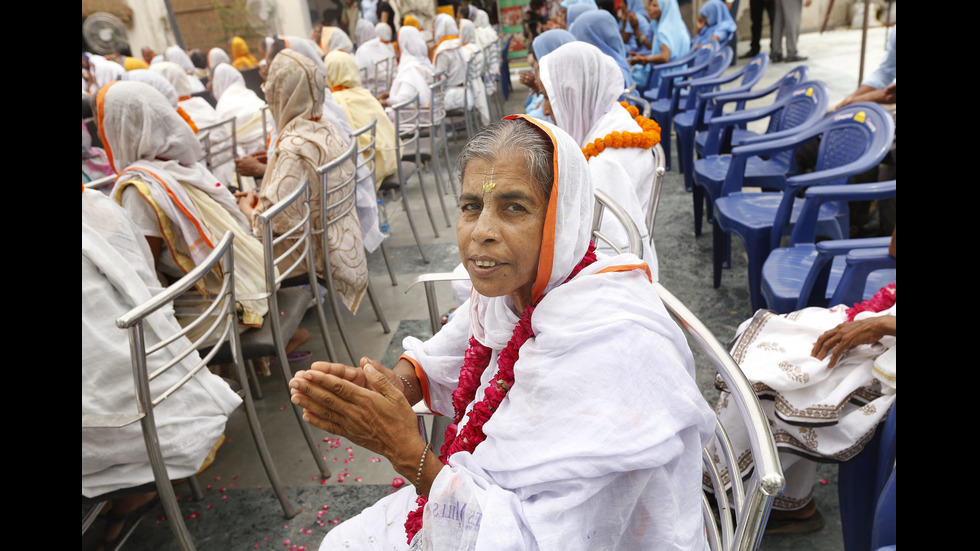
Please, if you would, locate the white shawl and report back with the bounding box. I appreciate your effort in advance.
[212,63,268,154]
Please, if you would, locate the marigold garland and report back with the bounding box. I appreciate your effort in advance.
[405,242,599,545]
[582,102,662,161]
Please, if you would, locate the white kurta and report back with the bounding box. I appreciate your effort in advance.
[82,188,241,498]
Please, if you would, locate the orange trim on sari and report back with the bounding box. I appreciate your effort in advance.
[95,81,120,171]
[595,263,653,282]
[117,166,216,252]
[431,35,460,61]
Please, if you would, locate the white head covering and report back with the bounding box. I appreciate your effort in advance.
[539,41,625,146]
[434,13,459,43]
[355,19,377,47]
[320,25,355,55]
[88,54,128,88]
[210,62,245,102]
[124,68,178,107]
[150,60,194,97]
[390,26,434,107]
[207,47,232,70]
[165,46,196,75]
[459,19,478,46]
[374,22,393,43]
[276,36,331,79]
[467,116,594,349]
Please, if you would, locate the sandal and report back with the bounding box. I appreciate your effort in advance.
[765,508,825,534]
[270,350,313,368]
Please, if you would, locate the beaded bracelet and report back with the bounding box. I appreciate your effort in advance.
[396,374,417,402]
[416,442,432,489]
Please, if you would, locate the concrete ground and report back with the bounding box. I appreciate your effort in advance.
[83,25,891,551]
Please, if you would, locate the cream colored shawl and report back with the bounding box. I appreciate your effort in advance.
[258,50,367,313]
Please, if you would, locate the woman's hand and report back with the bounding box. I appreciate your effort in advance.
[234,154,266,177]
[234,190,259,217]
[289,362,426,473]
[811,315,896,368]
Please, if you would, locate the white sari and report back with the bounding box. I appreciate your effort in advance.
[320,116,715,550]
[212,63,268,155]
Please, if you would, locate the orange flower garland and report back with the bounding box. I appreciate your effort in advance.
[582,102,662,161]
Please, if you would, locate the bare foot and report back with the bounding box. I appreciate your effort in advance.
[285,326,310,355]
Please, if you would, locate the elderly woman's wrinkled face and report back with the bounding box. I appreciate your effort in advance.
[458,149,548,312]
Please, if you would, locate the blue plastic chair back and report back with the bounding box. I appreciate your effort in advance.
[765,83,829,172]
[646,43,715,101]
[839,401,896,551]
[681,47,734,112]
[764,66,810,134]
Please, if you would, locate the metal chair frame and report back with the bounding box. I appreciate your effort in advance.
[381,92,439,263]
[197,116,241,189]
[83,231,299,551]
[351,116,399,286]
[315,140,392,365]
[84,174,116,192]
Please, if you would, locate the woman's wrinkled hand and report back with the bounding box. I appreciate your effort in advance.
[288,361,421,461]
[811,315,896,368]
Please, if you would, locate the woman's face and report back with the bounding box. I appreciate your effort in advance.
[647,0,662,20]
[457,150,548,312]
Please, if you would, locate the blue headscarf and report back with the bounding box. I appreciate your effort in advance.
[651,0,692,60]
[566,3,597,33]
[694,0,737,47]
[559,0,597,8]
[532,29,577,60]
[569,10,634,88]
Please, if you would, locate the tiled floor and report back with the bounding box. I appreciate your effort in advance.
[83,24,891,551]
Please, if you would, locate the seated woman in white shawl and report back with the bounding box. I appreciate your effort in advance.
[233,50,370,314]
[708,248,896,533]
[82,185,242,547]
[97,80,269,331]
[318,25,356,55]
[211,63,269,156]
[381,25,434,112]
[431,13,469,114]
[355,22,398,95]
[288,116,716,550]
[207,46,231,74]
[458,19,490,125]
[539,41,660,277]
[151,61,239,190]
[473,9,500,75]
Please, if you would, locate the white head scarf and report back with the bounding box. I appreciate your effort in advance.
[210,62,245,102]
[88,54,128,88]
[467,116,594,349]
[390,26,434,107]
[150,61,194,98]
[125,69,178,107]
[434,12,460,43]
[355,19,377,47]
[375,22,393,43]
[165,46,197,75]
[539,41,625,146]
[459,19,478,46]
[207,47,231,70]
[320,26,355,55]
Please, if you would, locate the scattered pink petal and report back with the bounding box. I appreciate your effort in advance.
[320,478,328,485]
[256,543,261,547]
[317,511,325,518]
[283,540,291,546]
[233,475,239,479]
[322,505,330,510]
[206,485,213,491]
[346,447,353,452]
[284,525,289,529]
[258,486,263,490]
[188,512,199,520]
[208,505,214,510]
[214,476,221,481]
[819,478,829,485]
[157,515,166,523]
[333,457,338,462]
[354,477,362,482]
[232,482,238,487]
[222,495,229,501]
[391,477,406,488]
[219,487,227,492]
[281,406,287,411]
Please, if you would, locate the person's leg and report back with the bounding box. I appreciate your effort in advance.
[783,0,803,59]
[745,0,764,56]
[771,0,785,59]
[766,454,825,533]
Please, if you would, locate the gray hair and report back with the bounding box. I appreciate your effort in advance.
[453,118,554,202]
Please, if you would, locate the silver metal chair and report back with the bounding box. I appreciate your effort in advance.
[443,51,477,143]
[83,231,299,551]
[316,140,392,365]
[351,115,398,285]
[380,92,439,263]
[412,76,454,227]
[253,179,335,479]
[373,57,393,97]
[618,93,666,244]
[197,116,240,189]
[592,188,644,258]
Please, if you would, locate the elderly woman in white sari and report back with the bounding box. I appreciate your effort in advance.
[458,19,490,126]
[473,9,500,74]
[324,50,399,185]
[207,46,231,73]
[234,50,369,314]
[288,116,716,550]
[97,80,269,329]
[211,63,268,156]
[319,25,356,55]
[82,185,242,547]
[382,25,434,111]
[539,41,660,276]
[356,22,398,95]
[432,13,469,114]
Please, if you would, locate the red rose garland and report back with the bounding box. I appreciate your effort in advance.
[405,242,599,544]
[845,282,896,322]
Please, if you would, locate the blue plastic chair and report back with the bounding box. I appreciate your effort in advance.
[712,102,896,311]
[694,65,810,161]
[674,52,770,192]
[693,80,829,238]
[839,400,896,551]
[649,47,732,174]
[637,41,713,96]
[760,180,896,313]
